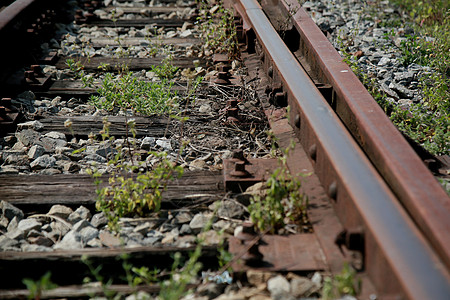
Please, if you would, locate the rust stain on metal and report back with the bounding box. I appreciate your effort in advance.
[233,0,450,298]
[281,0,450,270]
[229,233,326,271]
[0,0,36,32]
[223,155,278,192]
[0,98,21,130]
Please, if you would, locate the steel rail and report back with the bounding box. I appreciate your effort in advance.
[234,0,450,298]
[280,0,450,273]
[0,0,36,32]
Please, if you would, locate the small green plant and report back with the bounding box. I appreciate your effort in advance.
[89,71,179,116]
[82,255,116,299]
[197,0,239,59]
[159,247,203,300]
[396,34,440,67]
[249,143,308,234]
[66,58,94,88]
[151,55,179,80]
[329,1,449,155]
[217,229,233,270]
[120,253,159,289]
[322,264,361,300]
[159,208,218,299]
[22,271,58,300]
[87,119,184,232]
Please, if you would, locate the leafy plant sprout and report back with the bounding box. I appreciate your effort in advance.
[322,263,361,300]
[22,272,58,300]
[249,141,309,234]
[332,1,449,155]
[196,0,240,59]
[86,118,184,233]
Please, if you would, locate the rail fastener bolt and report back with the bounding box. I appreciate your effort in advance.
[230,161,250,178]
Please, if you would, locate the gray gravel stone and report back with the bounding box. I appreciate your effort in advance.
[40,136,68,151]
[83,153,107,163]
[63,161,81,173]
[80,226,99,242]
[17,120,44,131]
[141,137,156,150]
[156,138,172,151]
[0,215,8,231]
[4,154,29,166]
[217,200,245,219]
[15,129,41,147]
[91,212,108,228]
[28,235,54,247]
[46,221,71,241]
[133,222,156,235]
[68,206,91,223]
[54,230,83,249]
[189,213,211,233]
[39,168,61,175]
[6,228,24,241]
[290,276,318,297]
[30,155,56,170]
[22,244,53,252]
[73,219,91,232]
[179,223,192,235]
[96,146,117,158]
[7,216,19,232]
[28,145,46,160]
[48,204,73,219]
[18,219,42,234]
[0,235,20,249]
[173,211,193,224]
[1,200,24,221]
[267,275,293,300]
[389,83,414,98]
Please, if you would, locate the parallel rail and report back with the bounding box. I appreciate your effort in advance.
[0,0,449,299]
[278,0,450,269]
[232,0,450,298]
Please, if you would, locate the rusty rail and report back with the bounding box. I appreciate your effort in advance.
[233,0,450,298]
[279,0,450,273]
[0,0,37,32]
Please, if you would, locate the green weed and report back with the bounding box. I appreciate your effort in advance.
[89,72,179,116]
[197,0,239,59]
[87,119,184,233]
[150,55,179,80]
[249,143,309,234]
[22,272,58,300]
[322,264,360,300]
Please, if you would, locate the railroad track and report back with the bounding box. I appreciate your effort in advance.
[0,0,449,299]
